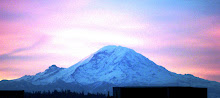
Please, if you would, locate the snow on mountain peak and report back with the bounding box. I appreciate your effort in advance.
[67,45,176,85]
[96,45,134,54]
[97,45,118,51]
[93,45,137,60]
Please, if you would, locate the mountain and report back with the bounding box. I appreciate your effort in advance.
[0,45,220,98]
[15,65,65,85]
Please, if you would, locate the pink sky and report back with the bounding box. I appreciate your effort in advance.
[0,0,220,82]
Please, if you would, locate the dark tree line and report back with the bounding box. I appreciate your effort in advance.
[24,90,108,98]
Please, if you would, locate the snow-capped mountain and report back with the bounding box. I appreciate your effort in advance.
[67,45,178,85]
[1,45,220,98]
[17,45,178,85]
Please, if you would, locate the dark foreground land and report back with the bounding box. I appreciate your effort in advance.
[0,87,207,98]
[24,90,107,98]
[0,90,108,98]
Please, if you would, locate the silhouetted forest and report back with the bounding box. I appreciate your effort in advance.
[24,90,108,98]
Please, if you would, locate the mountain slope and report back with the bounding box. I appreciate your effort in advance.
[1,45,220,98]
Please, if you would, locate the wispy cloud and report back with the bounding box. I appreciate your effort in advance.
[0,35,49,61]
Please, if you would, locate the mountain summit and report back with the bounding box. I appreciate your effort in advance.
[1,45,220,98]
